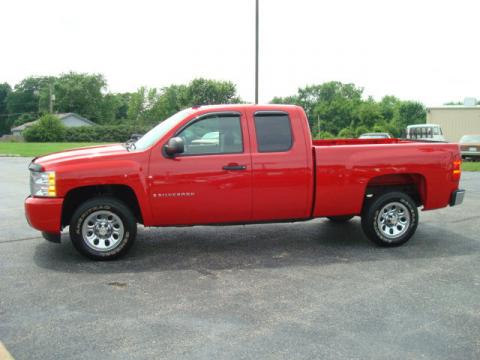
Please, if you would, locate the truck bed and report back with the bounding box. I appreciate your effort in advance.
[312,139,460,218]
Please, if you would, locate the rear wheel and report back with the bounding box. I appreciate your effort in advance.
[327,215,354,222]
[69,197,137,260]
[361,191,418,247]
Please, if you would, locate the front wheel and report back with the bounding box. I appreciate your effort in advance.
[69,197,137,260]
[361,191,418,247]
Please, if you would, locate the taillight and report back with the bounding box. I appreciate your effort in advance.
[452,160,461,181]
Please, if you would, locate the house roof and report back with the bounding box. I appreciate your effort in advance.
[10,113,95,132]
[56,113,96,125]
[11,121,37,132]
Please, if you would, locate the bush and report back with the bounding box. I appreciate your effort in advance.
[63,124,152,142]
[23,114,65,142]
[338,127,356,138]
[315,131,335,139]
[23,115,152,142]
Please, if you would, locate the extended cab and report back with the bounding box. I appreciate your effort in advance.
[25,105,465,260]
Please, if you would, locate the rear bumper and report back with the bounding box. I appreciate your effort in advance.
[450,189,465,207]
[25,196,63,233]
[461,151,480,157]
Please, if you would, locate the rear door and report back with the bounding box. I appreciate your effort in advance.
[148,111,252,225]
[246,108,313,221]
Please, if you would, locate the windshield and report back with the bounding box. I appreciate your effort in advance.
[407,126,442,138]
[460,135,480,143]
[133,108,194,151]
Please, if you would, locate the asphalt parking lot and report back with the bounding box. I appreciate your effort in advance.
[0,157,479,360]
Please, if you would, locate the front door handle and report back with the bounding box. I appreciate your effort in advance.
[223,164,247,171]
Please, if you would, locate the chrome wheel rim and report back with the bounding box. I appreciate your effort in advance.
[82,210,124,252]
[377,201,410,241]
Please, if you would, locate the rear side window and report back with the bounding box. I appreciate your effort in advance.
[254,113,293,152]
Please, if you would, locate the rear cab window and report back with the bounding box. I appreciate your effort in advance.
[254,112,293,152]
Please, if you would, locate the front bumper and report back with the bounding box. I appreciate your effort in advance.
[25,196,63,233]
[450,189,465,207]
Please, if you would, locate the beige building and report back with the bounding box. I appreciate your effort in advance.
[427,105,480,142]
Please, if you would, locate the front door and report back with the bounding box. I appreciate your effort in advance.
[148,111,252,225]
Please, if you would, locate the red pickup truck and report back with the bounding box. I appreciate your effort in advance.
[25,104,465,260]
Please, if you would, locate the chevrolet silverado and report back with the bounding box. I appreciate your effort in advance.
[25,104,465,260]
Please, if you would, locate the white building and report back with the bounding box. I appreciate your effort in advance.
[11,113,95,136]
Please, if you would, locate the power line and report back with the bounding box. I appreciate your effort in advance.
[0,111,37,118]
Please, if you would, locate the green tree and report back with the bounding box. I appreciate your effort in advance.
[127,86,147,124]
[53,72,107,122]
[444,101,463,105]
[393,101,426,130]
[269,82,426,138]
[0,83,12,135]
[272,82,364,134]
[113,93,131,120]
[356,98,382,129]
[271,95,299,105]
[186,78,240,105]
[126,78,242,128]
[127,87,165,128]
[379,96,400,122]
[152,84,189,121]
[338,127,356,138]
[313,82,363,135]
[13,113,37,127]
[6,77,52,120]
[99,93,132,124]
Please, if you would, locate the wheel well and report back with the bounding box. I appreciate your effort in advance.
[62,185,143,227]
[363,173,426,210]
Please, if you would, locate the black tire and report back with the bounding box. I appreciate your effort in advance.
[69,197,137,260]
[327,215,354,222]
[361,191,418,247]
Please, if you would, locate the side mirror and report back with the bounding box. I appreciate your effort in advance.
[130,133,143,142]
[165,137,184,156]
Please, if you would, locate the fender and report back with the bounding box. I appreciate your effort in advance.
[54,156,154,225]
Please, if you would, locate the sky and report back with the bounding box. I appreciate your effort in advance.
[1,0,479,106]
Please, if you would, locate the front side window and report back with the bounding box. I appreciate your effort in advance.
[254,113,293,152]
[177,114,243,155]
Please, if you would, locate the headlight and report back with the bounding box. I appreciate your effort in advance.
[30,171,56,197]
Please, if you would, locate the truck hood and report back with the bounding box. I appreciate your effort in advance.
[34,144,128,168]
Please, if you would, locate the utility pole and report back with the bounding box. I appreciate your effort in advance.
[49,83,55,113]
[255,0,259,104]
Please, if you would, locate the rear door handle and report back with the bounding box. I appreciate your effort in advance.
[223,164,247,171]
